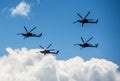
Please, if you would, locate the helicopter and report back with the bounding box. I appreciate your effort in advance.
[39,43,59,55]
[74,37,98,50]
[73,11,98,27]
[17,27,42,39]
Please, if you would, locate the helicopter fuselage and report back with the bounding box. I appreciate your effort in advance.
[78,19,89,23]
[80,43,96,48]
[22,33,39,37]
[40,50,50,54]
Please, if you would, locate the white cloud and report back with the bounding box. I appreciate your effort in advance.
[0,47,120,81]
[11,1,30,17]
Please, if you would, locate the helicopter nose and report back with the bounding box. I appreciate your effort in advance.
[80,44,82,46]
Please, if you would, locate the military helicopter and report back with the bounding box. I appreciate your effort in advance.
[17,27,42,39]
[73,11,98,27]
[39,44,59,55]
[74,37,98,50]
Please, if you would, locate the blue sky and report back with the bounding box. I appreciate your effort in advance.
[0,0,120,69]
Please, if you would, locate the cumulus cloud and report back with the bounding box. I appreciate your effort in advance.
[0,47,120,81]
[10,1,30,17]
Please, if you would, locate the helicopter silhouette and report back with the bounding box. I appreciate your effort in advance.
[73,11,98,27]
[74,37,98,50]
[39,44,59,55]
[17,27,42,39]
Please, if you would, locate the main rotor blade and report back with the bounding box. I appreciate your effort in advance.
[29,27,36,33]
[47,43,52,49]
[82,23,84,27]
[77,13,83,19]
[81,37,85,43]
[81,47,83,50]
[39,45,44,49]
[17,33,22,35]
[86,37,93,43]
[24,27,28,33]
[84,11,90,19]
[87,19,94,20]
[74,44,80,46]
[73,21,78,24]
[49,49,55,51]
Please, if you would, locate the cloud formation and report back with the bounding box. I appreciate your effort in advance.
[11,1,30,17]
[0,47,120,81]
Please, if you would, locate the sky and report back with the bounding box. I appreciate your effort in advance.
[0,0,120,71]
